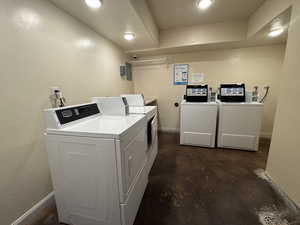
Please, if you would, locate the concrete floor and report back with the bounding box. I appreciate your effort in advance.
[33,132,300,225]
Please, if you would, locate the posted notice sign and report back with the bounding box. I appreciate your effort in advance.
[173,64,189,85]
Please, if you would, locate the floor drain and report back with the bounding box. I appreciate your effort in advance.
[258,209,289,225]
[263,215,280,225]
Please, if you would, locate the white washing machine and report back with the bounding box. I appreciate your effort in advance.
[217,101,264,151]
[44,103,148,225]
[121,94,158,175]
[180,100,218,148]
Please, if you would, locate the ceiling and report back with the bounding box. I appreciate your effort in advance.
[147,0,266,30]
[48,0,289,54]
[49,0,159,50]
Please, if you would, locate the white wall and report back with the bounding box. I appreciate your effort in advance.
[133,45,286,135]
[0,0,133,224]
[266,1,300,206]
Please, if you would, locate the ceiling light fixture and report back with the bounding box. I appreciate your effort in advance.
[85,0,102,9]
[268,19,284,38]
[124,32,136,41]
[268,28,284,37]
[197,0,213,10]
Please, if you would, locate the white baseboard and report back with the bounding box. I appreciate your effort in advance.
[11,192,55,225]
[159,127,179,133]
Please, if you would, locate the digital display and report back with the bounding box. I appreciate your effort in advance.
[221,88,244,96]
[187,88,207,96]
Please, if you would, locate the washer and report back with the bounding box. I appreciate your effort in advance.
[44,103,148,225]
[180,100,218,148]
[121,94,158,175]
[217,101,264,151]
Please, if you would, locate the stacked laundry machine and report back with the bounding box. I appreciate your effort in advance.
[180,83,265,151]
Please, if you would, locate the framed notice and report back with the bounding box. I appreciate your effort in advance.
[173,64,189,85]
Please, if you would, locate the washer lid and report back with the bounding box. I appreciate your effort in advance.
[46,114,146,139]
[128,106,157,118]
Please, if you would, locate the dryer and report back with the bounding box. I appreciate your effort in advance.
[121,94,158,175]
[44,103,148,225]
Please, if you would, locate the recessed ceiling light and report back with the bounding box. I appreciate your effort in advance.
[85,0,102,9]
[268,28,284,37]
[269,19,284,37]
[197,0,213,10]
[124,32,135,41]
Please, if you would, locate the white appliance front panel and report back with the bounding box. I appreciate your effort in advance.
[46,135,121,225]
[180,102,218,148]
[124,127,147,193]
[115,126,147,202]
[182,132,213,147]
[146,134,158,175]
[121,164,148,225]
[221,134,257,151]
[218,104,263,151]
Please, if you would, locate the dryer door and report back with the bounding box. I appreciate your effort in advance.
[123,127,147,194]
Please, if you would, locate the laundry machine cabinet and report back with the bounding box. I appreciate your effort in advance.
[180,100,218,148]
[44,103,148,225]
[217,102,264,151]
[121,94,159,175]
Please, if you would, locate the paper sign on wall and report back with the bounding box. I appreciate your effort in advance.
[190,73,205,83]
[173,64,189,85]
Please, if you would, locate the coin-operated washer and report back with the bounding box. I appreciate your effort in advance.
[180,85,218,148]
[217,84,264,151]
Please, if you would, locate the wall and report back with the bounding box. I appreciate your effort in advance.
[266,1,300,206]
[160,21,247,48]
[133,45,285,135]
[0,0,133,224]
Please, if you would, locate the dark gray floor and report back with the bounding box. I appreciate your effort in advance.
[33,132,300,225]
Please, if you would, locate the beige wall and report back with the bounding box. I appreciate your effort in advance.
[160,21,247,48]
[266,1,300,206]
[0,0,133,224]
[133,45,285,135]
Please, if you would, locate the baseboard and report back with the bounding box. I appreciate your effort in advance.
[159,127,179,133]
[260,132,272,139]
[11,192,55,225]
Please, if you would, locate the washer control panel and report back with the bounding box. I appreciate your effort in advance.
[55,103,100,125]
